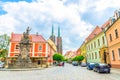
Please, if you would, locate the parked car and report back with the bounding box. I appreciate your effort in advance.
[93,63,110,73]
[72,61,78,66]
[87,63,95,70]
[58,62,64,66]
[80,62,87,67]
[0,61,4,68]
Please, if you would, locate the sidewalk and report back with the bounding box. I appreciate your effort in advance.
[111,68,120,74]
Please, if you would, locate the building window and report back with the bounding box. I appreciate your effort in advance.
[88,45,90,50]
[118,48,120,60]
[94,41,96,48]
[92,53,94,59]
[102,36,105,44]
[15,45,19,50]
[87,46,89,51]
[91,43,93,49]
[39,46,42,50]
[89,54,91,59]
[95,52,97,59]
[89,45,90,50]
[112,50,115,61]
[109,34,112,41]
[115,29,119,38]
[98,39,100,46]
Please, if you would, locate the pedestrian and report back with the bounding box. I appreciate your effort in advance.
[62,62,64,66]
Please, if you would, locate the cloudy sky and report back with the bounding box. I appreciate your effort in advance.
[0,0,120,54]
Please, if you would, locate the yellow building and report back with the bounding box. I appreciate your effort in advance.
[79,42,86,62]
[47,39,57,65]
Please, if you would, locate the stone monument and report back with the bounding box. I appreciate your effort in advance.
[8,27,37,68]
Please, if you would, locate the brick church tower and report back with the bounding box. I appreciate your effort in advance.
[49,25,62,54]
[57,26,62,54]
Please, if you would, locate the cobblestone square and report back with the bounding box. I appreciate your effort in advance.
[0,63,120,80]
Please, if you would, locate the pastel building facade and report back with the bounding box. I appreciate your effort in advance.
[105,11,120,68]
[79,42,86,62]
[86,26,109,63]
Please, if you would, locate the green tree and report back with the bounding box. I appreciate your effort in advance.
[0,49,8,61]
[53,53,64,62]
[72,55,84,61]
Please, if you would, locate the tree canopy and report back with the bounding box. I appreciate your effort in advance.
[72,55,84,61]
[53,53,64,62]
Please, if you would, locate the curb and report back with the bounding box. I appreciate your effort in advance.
[0,67,45,71]
[0,66,54,71]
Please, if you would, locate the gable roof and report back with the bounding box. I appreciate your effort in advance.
[86,26,102,41]
[11,33,46,42]
[101,20,110,29]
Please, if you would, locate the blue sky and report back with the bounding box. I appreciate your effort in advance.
[0,0,120,54]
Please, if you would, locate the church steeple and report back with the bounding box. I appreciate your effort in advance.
[57,25,62,54]
[58,25,60,37]
[52,24,54,36]
[49,24,62,54]
[50,24,55,44]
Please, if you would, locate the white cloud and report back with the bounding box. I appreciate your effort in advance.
[0,14,19,34]
[94,0,120,12]
[0,0,120,54]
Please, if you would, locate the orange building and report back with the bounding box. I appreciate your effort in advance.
[106,11,120,68]
[8,33,55,66]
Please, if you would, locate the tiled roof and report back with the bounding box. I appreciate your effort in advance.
[11,33,46,42]
[31,34,46,42]
[86,26,102,41]
[101,20,110,29]
[64,51,72,56]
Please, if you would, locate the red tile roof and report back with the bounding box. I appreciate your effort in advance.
[101,20,110,29]
[64,51,72,56]
[86,26,102,41]
[11,33,46,42]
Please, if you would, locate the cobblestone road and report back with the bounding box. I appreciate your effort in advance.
[0,63,120,80]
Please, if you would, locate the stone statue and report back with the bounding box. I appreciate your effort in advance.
[26,27,31,35]
[8,27,37,68]
[19,27,31,59]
